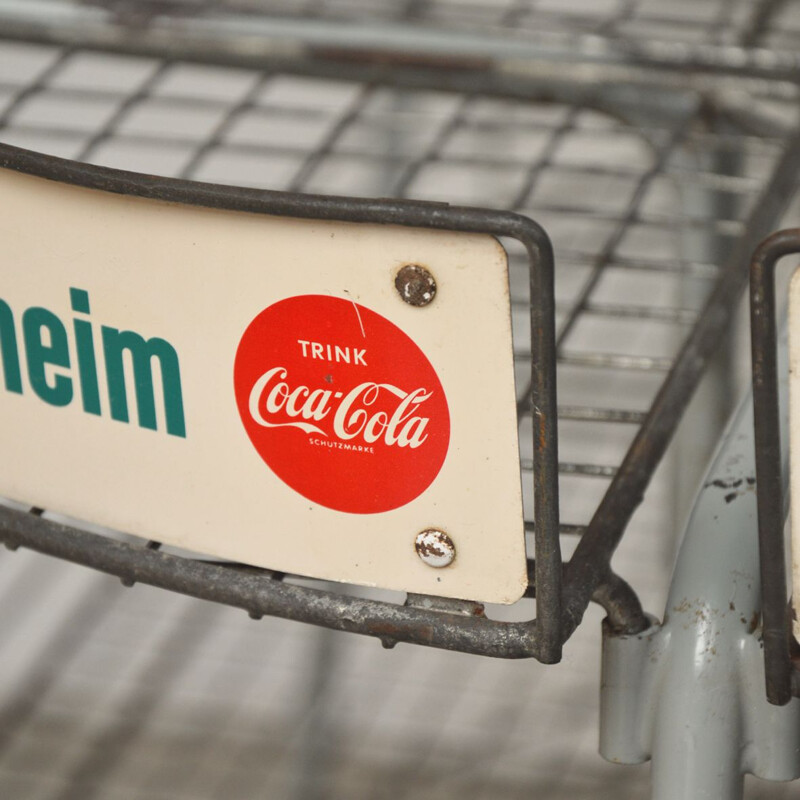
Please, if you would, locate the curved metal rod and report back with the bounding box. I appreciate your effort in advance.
[591,571,649,635]
[0,504,549,659]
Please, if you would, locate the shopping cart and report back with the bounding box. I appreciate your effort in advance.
[1,1,800,798]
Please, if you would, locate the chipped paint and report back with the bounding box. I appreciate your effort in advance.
[414,529,456,568]
[703,475,757,503]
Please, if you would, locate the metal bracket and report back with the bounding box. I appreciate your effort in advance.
[601,395,800,795]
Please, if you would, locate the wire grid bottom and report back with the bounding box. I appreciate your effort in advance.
[0,538,654,800]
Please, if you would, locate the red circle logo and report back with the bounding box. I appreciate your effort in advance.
[234,295,450,514]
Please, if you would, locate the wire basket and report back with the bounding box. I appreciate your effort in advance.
[2,2,800,797]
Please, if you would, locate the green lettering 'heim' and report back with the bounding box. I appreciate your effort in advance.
[0,288,186,439]
[102,327,186,438]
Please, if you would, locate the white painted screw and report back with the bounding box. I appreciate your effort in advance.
[415,529,455,568]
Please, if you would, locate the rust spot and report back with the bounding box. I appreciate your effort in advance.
[748,611,760,633]
[706,478,743,490]
[369,621,403,638]
[311,46,492,73]
[537,420,547,452]
[369,621,434,646]
[706,477,756,504]
[729,602,735,611]
[395,264,437,307]
[415,529,456,568]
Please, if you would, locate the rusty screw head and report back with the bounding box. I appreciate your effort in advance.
[415,529,455,568]
[395,264,436,307]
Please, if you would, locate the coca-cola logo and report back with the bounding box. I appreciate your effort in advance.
[234,295,450,513]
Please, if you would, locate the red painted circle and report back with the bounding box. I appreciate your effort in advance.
[234,295,450,514]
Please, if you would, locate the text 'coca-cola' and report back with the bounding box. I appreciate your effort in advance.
[234,294,450,514]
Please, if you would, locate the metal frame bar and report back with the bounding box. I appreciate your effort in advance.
[750,228,800,705]
[3,1,800,86]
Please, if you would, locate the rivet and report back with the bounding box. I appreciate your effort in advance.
[415,529,455,568]
[395,264,436,307]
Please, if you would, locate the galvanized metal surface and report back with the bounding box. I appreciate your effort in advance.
[0,503,545,658]
[601,395,800,797]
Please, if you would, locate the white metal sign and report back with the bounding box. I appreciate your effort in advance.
[0,166,526,603]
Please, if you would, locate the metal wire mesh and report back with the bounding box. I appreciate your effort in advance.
[20,0,785,46]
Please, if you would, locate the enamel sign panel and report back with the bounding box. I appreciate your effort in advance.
[0,165,526,603]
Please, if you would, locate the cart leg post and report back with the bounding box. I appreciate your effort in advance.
[600,396,800,798]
